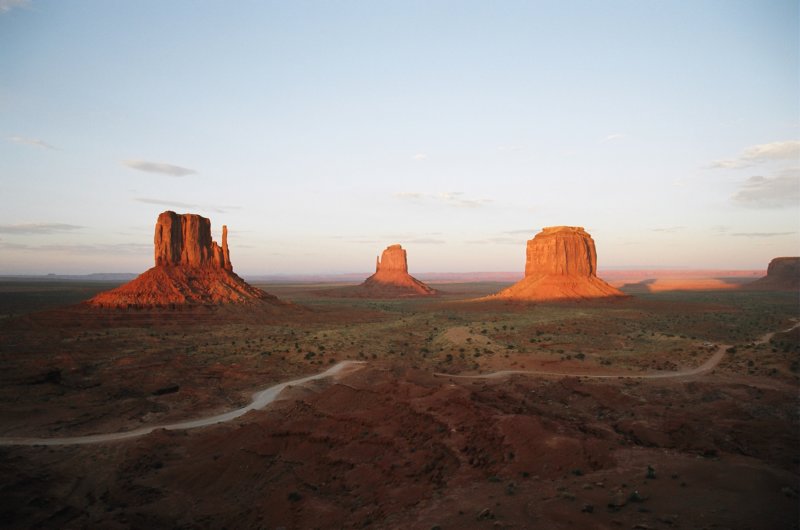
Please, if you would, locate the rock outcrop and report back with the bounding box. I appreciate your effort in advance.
[330,244,437,298]
[744,257,800,291]
[88,211,276,308]
[490,226,625,301]
[362,244,437,296]
[153,211,232,270]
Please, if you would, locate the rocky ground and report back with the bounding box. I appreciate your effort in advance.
[0,280,798,529]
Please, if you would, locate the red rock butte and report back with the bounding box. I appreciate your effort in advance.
[88,211,277,308]
[335,244,437,298]
[490,226,625,301]
[744,257,800,291]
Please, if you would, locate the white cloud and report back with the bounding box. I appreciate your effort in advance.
[650,226,685,233]
[466,236,522,245]
[394,191,493,208]
[0,0,29,14]
[710,140,800,169]
[407,237,445,245]
[0,241,150,254]
[503,228,539,235]
[393,192,425,200]
[134,197,240,214]
[0,223,83,234]
[731,171,800,208]
[603,133,626,142]
[135,197,198,209]
[412,153,428,161]
[730,232,795,238]
[123,160,196,177]
[338,231,444,245]
[435,192,493,208]
[7,135,57,150]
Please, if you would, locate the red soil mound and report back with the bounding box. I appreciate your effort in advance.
[490,226,625,301]
[87,266,277,308]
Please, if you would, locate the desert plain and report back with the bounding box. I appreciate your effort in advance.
[0,267,798,529]
[3,2,798,528]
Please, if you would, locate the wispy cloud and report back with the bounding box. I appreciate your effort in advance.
[0,223,83,235]
[651,226,685,233]
[466,236,521,245]
[0,241,150,254]
[343,239,381,245]
[135,197,199,210]
[503,228,539,235]
[406,237,445,244]
[134,197,240,214]
[338,236,444,245]
[730,232,795,238]
[671,178,688,187]
[123,160,196,177]
[603,133,626,142]
[437,192,492,208]
[412,153,428,161]
[394,191,493,208]
[0,0,29,14]
[381,232,445,245]
[7,135,57,150]
[710,140,800,169]
[393,192,425,200]
[731,171,800,208]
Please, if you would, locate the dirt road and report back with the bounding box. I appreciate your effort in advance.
[435,321,800,381]
[0,361,365,447]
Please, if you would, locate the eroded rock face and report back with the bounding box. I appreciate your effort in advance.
[767,257,800,280]
[525,226,597,277]
[746,257,800,291]
[154,211,231,270]
[376,244,408,273]
[491,226,624,301]
[88,211,273,308]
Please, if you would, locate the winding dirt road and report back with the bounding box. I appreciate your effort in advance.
[1,321,796,447]
[434,321,800,381]
[0,361,365,447]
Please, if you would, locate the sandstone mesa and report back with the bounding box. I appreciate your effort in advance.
[331,244,437,298]
[88,211,276,308]
[744,257,800,291]
[364,244,437,295]
[490,226,625,301]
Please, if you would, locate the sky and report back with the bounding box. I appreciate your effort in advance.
[0,0,798,275]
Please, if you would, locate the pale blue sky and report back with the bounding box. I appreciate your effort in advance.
[1,0,798,274]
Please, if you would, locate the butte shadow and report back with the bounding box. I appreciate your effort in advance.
[481,226,626,303]
[318,244,438,299]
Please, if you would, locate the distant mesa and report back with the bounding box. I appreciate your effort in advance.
[88,211,278,308]
[328,244,437,298]
[364,244,437,296]
[488,226,625,301]
[744,257,800,291]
